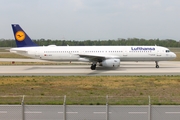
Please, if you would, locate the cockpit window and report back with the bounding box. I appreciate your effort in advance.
[166,50,170,52]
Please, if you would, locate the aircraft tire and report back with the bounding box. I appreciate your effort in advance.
[91,64,96,70]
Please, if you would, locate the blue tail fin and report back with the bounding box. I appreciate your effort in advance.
[12,24,38,47]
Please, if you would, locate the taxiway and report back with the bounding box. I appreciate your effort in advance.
[0,61,179,76]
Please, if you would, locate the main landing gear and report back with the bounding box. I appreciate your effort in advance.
[91,63,97,70]
[155,61,159,68]
[90,61,97,70]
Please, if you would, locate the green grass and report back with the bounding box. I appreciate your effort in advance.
[0,76,180,105]
[0,47,10,52]
[169,48,180,52]
[173,52,180,61]
[0,49,8,52]
[0,53,30,58]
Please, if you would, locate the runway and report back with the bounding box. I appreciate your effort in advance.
[0,61,180,76]
[1,105,180,120]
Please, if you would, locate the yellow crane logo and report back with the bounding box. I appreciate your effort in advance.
[15,31,25,41]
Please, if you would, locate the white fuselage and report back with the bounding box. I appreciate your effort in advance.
[10,46,176,62]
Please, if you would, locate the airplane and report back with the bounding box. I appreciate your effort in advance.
[10,24,176,70]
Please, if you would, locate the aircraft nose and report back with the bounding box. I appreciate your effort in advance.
[172,52,176,58]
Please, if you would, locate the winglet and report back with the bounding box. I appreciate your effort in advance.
[12,24,37,47]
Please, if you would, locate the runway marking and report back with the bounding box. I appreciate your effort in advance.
[93,112,112,114]
[25,111,42,114]
[0,111,7,113]
[58,112,78,114]
[128,112,147,114]
[165,112,180,114]
[67,112,78,114]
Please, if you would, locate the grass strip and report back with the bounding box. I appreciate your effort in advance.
[0,76,180,105]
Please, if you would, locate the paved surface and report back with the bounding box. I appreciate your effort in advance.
[1,105,180,120]
[0,61,179,76]
[0,58,48,62]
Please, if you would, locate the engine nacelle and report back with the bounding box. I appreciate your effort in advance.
[101,59,120,68]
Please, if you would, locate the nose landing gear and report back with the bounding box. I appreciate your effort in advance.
[155,61,159,68]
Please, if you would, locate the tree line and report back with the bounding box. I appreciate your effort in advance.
[0,38,180,47]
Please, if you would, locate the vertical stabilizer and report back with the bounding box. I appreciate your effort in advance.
[12,24,37,47]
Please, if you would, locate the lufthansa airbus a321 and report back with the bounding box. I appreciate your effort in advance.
[10,24,176,70]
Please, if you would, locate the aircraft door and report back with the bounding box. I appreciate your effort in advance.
[123,48,128,57]
[157,50,161,56]
[35,49,41,58]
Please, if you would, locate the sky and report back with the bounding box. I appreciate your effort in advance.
[0,0,180,40]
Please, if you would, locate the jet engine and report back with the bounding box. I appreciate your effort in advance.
[101,59,120,68]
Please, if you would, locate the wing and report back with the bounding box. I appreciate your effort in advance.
[78,53,120,62]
